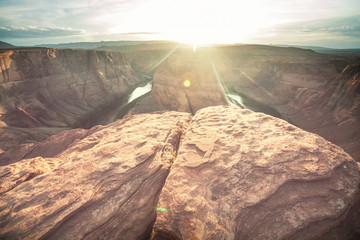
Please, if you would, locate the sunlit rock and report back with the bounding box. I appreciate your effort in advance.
[0,106,359,239]
[152,106,360,239]
[0,48,144,151]
[130,48,229,115]
[0,111,191,239]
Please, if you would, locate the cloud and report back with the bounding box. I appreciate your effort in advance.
[115,32,160,36]
[1,0,360,48]
[290,16,360,36]
[0,0,138,34]
[272,15,360,36]
[0,26,85,38]
[255,15,360,48]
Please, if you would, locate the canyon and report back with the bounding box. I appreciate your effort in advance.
[0,48,146,152]
[0,43,360,239]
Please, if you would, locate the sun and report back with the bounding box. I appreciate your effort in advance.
[116,0,276,46]
[184,80,191,87]
[165,0,274,45]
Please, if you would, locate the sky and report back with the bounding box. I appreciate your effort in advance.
[0,0,359,48]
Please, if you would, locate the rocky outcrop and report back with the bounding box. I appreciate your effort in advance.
[152,106,360,239]
[2,45,359,163]
[0,48,145,151]
[0,111,191,239]
[0,106,359,239]
[322,64,360,111]
[130,48,229,115]
[1,44,360,238]
[203,45,360,162]
[280,63,360,162]
[0,126,103,166]
[126,45,360,164]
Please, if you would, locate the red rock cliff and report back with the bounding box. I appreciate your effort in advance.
[0,48,144,152]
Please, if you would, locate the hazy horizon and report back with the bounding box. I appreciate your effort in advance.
[1,0,360,49]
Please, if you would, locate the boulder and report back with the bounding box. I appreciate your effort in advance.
[0,106,359,239]
[152,106,360,239]
[0,111,191,239]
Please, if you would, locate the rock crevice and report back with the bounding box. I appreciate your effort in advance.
[0,111,191,239]
[152,106,360,240]
[0,106,359,239]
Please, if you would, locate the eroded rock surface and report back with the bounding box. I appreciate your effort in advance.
[153,106,360,239]
[126,45,360,165]
[0,126,103,166]
[130,48,229,115]
[284,63,360,161]
[0,48,144,152]
[0,105,359,239]
[2,45,359,166]
[211,46,360,162]
[0,111,191,239]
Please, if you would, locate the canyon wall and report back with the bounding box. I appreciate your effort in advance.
[1,45,360,239]
[209,45,360,161]
[1,45,359,163]
[0,48,144,152]
[127,45,360,162]
[129,48,229,115]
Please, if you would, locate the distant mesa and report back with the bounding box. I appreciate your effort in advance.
[0,41,16,49]
[34,40,178,50]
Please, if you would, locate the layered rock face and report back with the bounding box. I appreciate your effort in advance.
[2,45,359,164]
[130,48,229,115]
[153,106,360,239]
[1,45,360,238]
[0,48,144,152]
[127,45,360,163]
[1,106,359,239]
[208,45,360,161]
[0,111,190,239]
[287,63,360,161]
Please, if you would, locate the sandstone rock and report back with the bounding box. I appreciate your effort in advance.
[127,45,360,166]
[281,63,360,162]
[0,111,191,239]
[0,48,144,151]
[2,45,359,165]
[0,126,69,155]
[0,125,103,166]
[152,106,360,239]
[1,43,360,239]
[130,48,229,115]
[211,45,360,162]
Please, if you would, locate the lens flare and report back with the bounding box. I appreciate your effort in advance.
[156,207,169,212]
[184,80,191,87]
